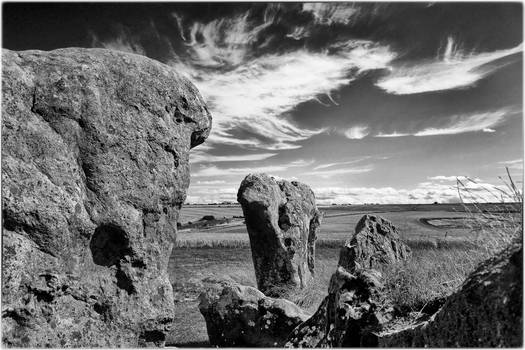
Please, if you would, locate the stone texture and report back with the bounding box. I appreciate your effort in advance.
[237,173,322,297]
[2,48,211,347]
[345,214,412,271]
[285,242,394,347]
[198,280,310,347]
[371,240,523,347]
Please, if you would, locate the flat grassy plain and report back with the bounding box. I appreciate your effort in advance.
[167,203,520,346]
[176,203,481,248]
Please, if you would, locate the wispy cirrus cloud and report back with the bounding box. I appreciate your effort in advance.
[174,7,278,68]
[173,39,395,150]
[305,166,373,179]
[414,108,513,136]
[313,157,372,170]
[89,26,145,55]
[498,159,524,170]
[191,151,276,163]
[376,36,522,95]
[375,131,411,138]
[373,108,516,137]
[428,175,481,182]
[192,159,314,177]
[194,180,228,185]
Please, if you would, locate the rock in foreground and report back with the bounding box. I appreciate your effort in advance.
[198,280,310,347]
[237,174,322,297]
[2,48,211,347]
[285,242,394,347]
[344,214,412,271]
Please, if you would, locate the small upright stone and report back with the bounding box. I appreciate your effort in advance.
[342,214,412,271]
[285,251,394,348]
[237,173,322,297]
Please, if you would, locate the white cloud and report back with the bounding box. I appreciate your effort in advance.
[376,36,523,95]
[89,27,145,56]
[186,171,514,204]
[313,157,371,170]
[428,175,461,181]
[343,125,369,139]
[374,108,516,138]
[305,166,373,179]
[312,184,457,204]
[414,109,512,136]
[311,177,513,204]
[286,26,310,40]
[302,3,359,25]
[428,175,481,182]
[191,151,276,163]
[192,159,313,177]
[174,42,394,149]
[194,180,227,185]
[375,132,411,138]
[175,8,277,68]
[498,159,524,170]
[170,9,396,150]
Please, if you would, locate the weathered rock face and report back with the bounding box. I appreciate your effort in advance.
[285,242,394,347]
[198,280,310,347]
[372,240,523,347]
[345,214,412,271]
[237,173,322,297]
[2,48,211,347]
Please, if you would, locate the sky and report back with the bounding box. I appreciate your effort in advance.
[3,2,523,204]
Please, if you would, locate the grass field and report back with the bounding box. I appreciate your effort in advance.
[176,203,483,248]
[167,203,521,346]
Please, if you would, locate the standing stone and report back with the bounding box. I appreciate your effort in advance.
[2,48,211,347]
[344,214,412,271]
[285,242,394,348]
[237,174,322,297]
[285,216,410,347]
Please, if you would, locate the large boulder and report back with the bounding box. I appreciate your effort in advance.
[371,240,523,347]
[345,214,412,271]
[285,242,394,347]
[1,48,211,347]
[198,280,311,347]
[237,174,322,297]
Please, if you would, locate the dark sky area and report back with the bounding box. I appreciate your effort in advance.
[3,2,523,204]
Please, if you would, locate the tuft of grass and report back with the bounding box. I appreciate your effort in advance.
[279,260,335,313]
[382,246,484,314]
[456,168,522,255]
[384,169,523,314]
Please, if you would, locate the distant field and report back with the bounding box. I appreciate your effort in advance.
[179,205,243,223]
[176,203,488,248]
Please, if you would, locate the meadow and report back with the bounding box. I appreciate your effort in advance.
[166,202,521,346]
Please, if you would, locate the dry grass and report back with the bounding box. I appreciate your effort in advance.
[382,246,484,313]
[383,169,523,314]
[456,169,522,255]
